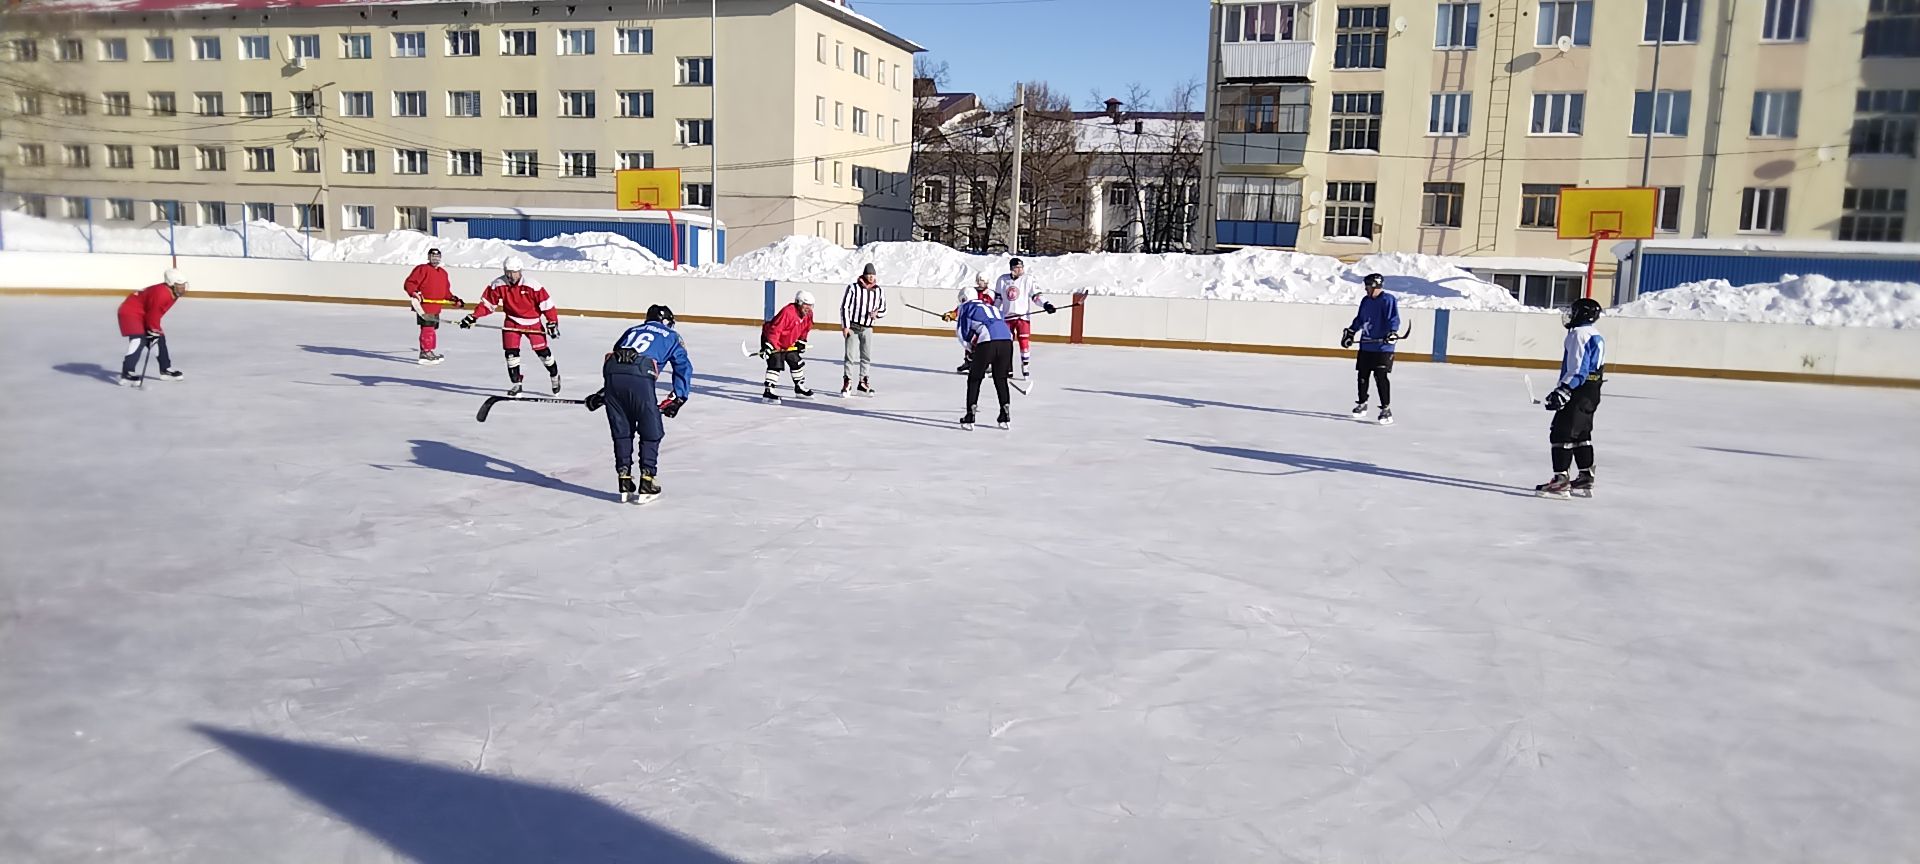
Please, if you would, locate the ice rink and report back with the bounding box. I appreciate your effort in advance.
[2,295,1916,863]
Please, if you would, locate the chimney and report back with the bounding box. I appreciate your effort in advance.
[1133,119,1144,135]
[1104,97,1123,124]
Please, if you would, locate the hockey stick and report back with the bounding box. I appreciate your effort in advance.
[476,394,588,422]
[465,320,549,335]
[134,335,155,389]
[1525,375,1541,405]
[1005,301,1082,321]
[1356,323,1416,345]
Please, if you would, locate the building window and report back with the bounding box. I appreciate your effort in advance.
[1536,1,1592,45]
[195,92,224,116]
[340,91,371,118]
[679,57,714,85]
[57,38,82,61]
[16,195,47,219]
[835,101,845,128]
[853,107,869,135]
[835,41,844,68]
[195,145,225,171]
[6,39,34,62]
[678,119,714,145]
[504,150,539,177]
[561,90,596,118]
[894,63,903,89]
[1739,187,1788,233]
[59,144,84,167]
[1224,3,1305,42]
[1334,6,1390,68]
[1761,0,1810,40]
[1324,181,1376,238]
[1530,92,1585,135]
[243,92,272,118]
[1644,0,1700,42]
[394,32,426,58]
[290,35,319,60]
[104,92,131,116]
[192,36,220,60]
[245,202,273,222]
[1631,90,1692,136]
[682,183,713,209]
[617,27,654,55]
[815,96,826,124]
[617,151,654,170]
[560,28,595,56]
[60,92,87,115]
[296,204,325,231]
[833,161,844,186]
[245,147,275,172]
[503,91,538,118]
[922,177,944,201]
[1656,186,1684,232]
[853,48,869,75]
[894,119,901,141]
[146,37,174,61]
[1329,92,1383,151]
[240,35,269,60]
[447,30,479,57]
[16,93,40,116]
[502,30,537,56]
[1492,273,1582,308]
[1839,187,1908,241]
[1518,184,1566,228]
[18,144,45,167]
[200,202,228,225]
[1750,91,1800,137]
[101,38,128,61]
[562,150,597,177]
[817,33,827,63]
[292,90,318,118]
[1864,0,1919,57]
[448,91,481,117]
[294,147,319,172]
[153,200,182,222]
[877,60,888,86]
[1436,2,1481,48]
[396,206,427,231]
[108,199,134,221]
[1428,92,1473,135]
[343,205,374,230]
[342,33,372,59]
[618,90,655,118]
[1850,90,1919,157]
[342,149,375,174]
[151,146,180,170]
[1422,182,1465,227]
[395,149,429,174]
[449,150,483,176]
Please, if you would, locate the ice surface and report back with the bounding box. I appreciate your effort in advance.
[1613,274,1920,329]
[2,296,1917,863]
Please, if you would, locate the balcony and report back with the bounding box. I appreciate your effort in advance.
[1215,95,1310,166]
[1221,41,1313,80]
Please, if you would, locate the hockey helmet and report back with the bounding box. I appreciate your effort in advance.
[1363,272,1385,291]
[794,289,816,307]
[502,256,524,273]
[162,268,188,289]
[646,304,677,328]
[1566,297,1603,328]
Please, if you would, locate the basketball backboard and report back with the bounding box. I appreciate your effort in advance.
[616,168,683,211]
[1557,187,1657,240]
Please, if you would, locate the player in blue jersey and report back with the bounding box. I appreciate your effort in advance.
[955,284,1015,430]
[1342,272,1402,425]
[1537,297,1606,499]
[584,304,693,503]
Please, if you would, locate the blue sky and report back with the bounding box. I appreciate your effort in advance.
[854,0,1210,110]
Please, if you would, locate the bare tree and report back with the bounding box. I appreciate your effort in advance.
[1089,81,1205,253]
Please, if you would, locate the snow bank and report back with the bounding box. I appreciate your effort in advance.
[1612,275,1920,329]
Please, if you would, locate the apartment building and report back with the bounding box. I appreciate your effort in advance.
[0,0,920,255]
[1200,0,1919,262]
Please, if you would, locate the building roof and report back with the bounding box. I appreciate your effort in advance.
[1612,238,1920,260]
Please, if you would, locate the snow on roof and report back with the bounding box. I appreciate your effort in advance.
[1075,116,1204,154]
[1441,255,1589,274]
[804,0,924,52]
[430,206,720,229]
[1612,237,1920,260]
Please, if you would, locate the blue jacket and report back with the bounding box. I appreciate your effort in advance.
[604,321,693,400]
[955,299,1012,347]
[1559,324,1605,389]
[1351,292,1402,353]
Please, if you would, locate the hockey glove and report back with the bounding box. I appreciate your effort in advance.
[545,320,560,338]
[659,395,686,418]
[760,341,776,357]
[583,390,605,412]
[940,310,958,322]
[1043,301,1057,314]
[1545,385,1573,411]
[459,315,477,329]
[611,346,640,364]
[1385,331,1400,343]
[451,296,466,309]
[1340,328,1356,349]
[794,339,808,353]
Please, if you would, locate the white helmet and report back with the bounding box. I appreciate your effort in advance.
[794,289,816,306]
[502,257,524,273]
[956,286,975,307]
[162,268,187,287]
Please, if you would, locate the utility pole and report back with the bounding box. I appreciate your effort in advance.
[1006,82,1025,254]
[709,0,718,239]
[312,82,334,241]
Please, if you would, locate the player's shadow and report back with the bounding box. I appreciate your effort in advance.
[299,344,419,365]
[1069,388,1352,421]
[331,373,499,397]
[691,373,953,430]
[51,362,124,386]
[404,439,606,501]
[192,725,745,864]
[812,357,953,377]
[1151,439,1536,498]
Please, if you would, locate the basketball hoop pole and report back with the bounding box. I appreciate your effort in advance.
[1586,230,1618,300]
[641,203,680,270]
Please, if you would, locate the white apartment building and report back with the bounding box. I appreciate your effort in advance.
[1200,0,1919,261]
[1,0,920,255]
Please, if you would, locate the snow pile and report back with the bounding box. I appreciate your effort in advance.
[710,236,1526,311]
[1,211,314,259]
[1613,274,1920,329]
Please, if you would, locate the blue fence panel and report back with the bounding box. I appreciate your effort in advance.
[1641,251,1920,294]
[1216,220,1301,248]
[437,216,718,267]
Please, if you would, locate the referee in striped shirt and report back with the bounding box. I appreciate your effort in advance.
[840,263,887,396]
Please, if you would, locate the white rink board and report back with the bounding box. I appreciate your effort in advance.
[1,296,1917,863]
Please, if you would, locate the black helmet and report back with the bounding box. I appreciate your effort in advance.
[646,304,676,328]
[1566,297,1603,328]
[1363,272,1385,290]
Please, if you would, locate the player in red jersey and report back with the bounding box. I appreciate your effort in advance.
[459,257,562,396]
[117,268,188,385]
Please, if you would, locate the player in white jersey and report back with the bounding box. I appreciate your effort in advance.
[993,258,1056,377]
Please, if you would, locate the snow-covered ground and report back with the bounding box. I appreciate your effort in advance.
[3,296,1916,863]
[1613,274,1920,329]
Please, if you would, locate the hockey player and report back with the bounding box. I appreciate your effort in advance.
[760,289,815,401]
[839,263,887,396]
[994,258,1057,378]
[459,257,561,397]
[402,247,464,365]
[945,273,994,373]
[1342,273,1401,425]
[1536,298,1606,499]
[584,304,691,504]
[117,268,188,385]
[955,283,1015,430]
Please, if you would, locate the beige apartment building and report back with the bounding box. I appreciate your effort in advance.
[1201,0,1919,263]
[0,0,919,256]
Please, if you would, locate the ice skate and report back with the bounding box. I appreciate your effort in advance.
[996,404,1010,430]
[793,383,814,398]
[617,470,637,504]
[960,406,977,431]
[119,372,142,386]
[1377,407,1393,426]
[955,362,969,374]
[762,385,781,403]
[418,351,445,366]
[507,382,524,398]
[1535,474,1573,499]
[151,368,184,381]
[857,377,874,396]
[549,373,563,395]
[840,377,852,398]
[633,473,662,503]
[1571,470,1595,498]
[1351,400,1369,419]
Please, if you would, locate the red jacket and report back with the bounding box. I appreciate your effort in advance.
[472,276,558,330]
[762,303,814,350]
[403,263,459,307]
[117,283,178,336]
